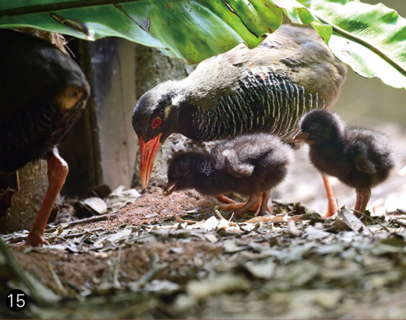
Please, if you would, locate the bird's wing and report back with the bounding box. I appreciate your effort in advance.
[349,141,377,174]
[183,25,346,112]
[213,148,254,178]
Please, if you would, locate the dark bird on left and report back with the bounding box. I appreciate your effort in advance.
[0,30,90,246]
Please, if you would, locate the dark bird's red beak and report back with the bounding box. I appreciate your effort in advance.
[139,133,162,188]
[293,131,310,142]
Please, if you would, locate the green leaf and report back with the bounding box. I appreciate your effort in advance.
[308,0,406,88]
[2,0,406,89]
[273,0,406,89]
[0,0,284,64]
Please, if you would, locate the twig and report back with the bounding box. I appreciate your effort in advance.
[48,261,67,296]
[63,227,104,239]
[214,209,224,220]
[246,214,305,224]
[174,214,197,225]
[113,247,122,289]
[135,263,168,287]
[45,213,116,232]
[228,212,235,222]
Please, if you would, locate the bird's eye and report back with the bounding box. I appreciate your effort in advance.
[152,117,162,129]
[311,123,319,130]
[173,171,179,178]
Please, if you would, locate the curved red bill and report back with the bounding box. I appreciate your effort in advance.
[139,133,162,188]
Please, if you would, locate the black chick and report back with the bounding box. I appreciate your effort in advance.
[294,109,396,216]
[164,133,294,217]
[0,30,90,246]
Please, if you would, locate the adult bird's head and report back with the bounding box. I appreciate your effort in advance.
[132,81,185,188]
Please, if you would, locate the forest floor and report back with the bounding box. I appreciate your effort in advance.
[1,123,406,319]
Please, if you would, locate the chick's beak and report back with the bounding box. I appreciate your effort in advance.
[163,181,178,196]
[293,131,310,142]
[139,133,162,188]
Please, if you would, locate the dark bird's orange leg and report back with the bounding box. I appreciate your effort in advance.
[24,148,68,246]
[322,174,338,218]
[354,188,371,216]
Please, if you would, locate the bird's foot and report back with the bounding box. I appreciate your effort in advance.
[216,194,271,217]
[214,195,237,204]
[216,202,261,214]
[15,235,46,248]
[322,202,338,218]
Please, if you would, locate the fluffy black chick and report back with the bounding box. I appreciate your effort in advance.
[294,109,396,216]
[164,133,294,217]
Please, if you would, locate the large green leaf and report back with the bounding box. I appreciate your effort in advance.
[274,0,406,89]
[307,0,406,89]
[1,0,406,89]
[0,0,283,64]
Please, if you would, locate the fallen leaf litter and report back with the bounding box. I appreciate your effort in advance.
[1,183,406,319]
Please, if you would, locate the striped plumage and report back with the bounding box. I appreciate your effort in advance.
[132,25,347,188]
[191,71,324,141]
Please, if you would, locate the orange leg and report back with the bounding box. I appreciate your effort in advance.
[215,195,236,204]
[254,194,264,216]
[257,190,271,216]
[217,202,253,212]
[216,192,271,215]
[322,174,338,218]
[354,188,371,216]
[24,148,68,246]
[234,194,260,217]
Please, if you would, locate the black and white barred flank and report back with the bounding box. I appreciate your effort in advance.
[191,69,325,142]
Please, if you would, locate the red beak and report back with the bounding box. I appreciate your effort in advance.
[139,133,162,188]
[293,131,310,142]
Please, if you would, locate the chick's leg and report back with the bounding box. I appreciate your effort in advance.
[216,192,271,214]
[234,194,260,217]
[215,195,236,204]
[354,188,371,215]
[322,174,338,218]
[24,148,68,246]
[257,190,271,216]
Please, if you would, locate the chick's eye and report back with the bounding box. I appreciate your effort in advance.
[173,171,179,178]
[311,123,319,130]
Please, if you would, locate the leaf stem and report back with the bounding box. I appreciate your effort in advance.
[317,16,406,78]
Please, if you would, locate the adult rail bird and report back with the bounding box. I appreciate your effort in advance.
[133,25,347,214]
[0,30,90,246]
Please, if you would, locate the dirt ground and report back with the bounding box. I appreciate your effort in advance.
[1,123,406,319]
